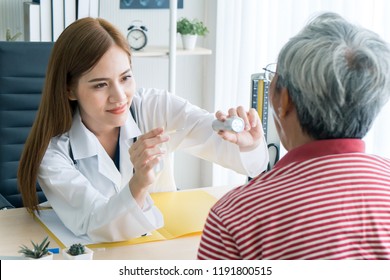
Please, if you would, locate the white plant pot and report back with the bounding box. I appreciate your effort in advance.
[39,251,54,260]
[62,246,94,260]
[24,251,54,260]
[181,34,197,50]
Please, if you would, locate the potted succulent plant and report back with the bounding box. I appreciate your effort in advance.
[18,236,53,260]
[176,17,209,50]
[63,243,93,260]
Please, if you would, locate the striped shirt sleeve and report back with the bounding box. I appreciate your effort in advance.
[197,208,241,259]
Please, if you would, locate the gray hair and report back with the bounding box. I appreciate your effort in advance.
[276,12,390,139]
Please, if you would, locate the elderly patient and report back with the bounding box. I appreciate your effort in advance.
[198,12,390,259]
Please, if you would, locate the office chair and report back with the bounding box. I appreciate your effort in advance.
[0,41,53,208]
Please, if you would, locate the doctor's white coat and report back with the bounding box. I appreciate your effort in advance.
[38,88,269,242]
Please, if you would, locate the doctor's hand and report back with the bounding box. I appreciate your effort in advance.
[215,106,264,152]
[128,127,169,207]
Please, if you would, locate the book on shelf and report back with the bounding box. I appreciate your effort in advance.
[30,0,99,42]
[76,0,100,19]
[76,0,90,19]
[52,0,65,41]
[89,0,99,18]
[32,0,52,41]
[24,2,41,42]
[64,0,76,28]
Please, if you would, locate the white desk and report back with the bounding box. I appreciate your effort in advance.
[0,186,234,260]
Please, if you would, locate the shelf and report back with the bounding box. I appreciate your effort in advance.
[132,46,212,57]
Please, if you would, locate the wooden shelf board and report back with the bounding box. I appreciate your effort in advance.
[132,46,212,57]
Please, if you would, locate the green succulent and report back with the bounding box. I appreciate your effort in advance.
[18,236,50,259]
[177,18,209,36]
[67,243,86,256]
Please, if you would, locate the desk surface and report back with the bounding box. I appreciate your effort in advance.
[0,186,234,260]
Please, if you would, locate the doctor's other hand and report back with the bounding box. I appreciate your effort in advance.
[215,106,264,152]
[128,127,169,206]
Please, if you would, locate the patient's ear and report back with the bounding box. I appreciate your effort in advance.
[277,88,294,118]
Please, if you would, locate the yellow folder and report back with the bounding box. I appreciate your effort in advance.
[35,189,218,248]
[151,190,218,239]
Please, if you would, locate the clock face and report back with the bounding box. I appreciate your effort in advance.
[127,29,147,51]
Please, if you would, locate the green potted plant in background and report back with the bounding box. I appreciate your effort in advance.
[177,17,209,50]
[18,236,53,260]
[5,28,22,41]
[63,243,93,260]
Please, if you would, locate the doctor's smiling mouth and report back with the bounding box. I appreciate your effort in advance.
[107,103,128,115]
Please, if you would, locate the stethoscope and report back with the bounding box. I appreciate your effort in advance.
[129,104,138,174]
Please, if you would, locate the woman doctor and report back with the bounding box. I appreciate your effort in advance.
[18,17,269,242]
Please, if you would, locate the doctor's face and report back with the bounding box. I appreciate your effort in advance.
[70,45,135,134]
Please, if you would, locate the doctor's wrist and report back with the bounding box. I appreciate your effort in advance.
[129,178,150,209]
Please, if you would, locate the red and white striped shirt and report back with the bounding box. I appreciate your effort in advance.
[198,139,390,259]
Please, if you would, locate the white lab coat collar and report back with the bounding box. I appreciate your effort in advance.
[119,110,142,188]
[68,109,141,159]
[68,109,142,188]
[119,109,142,145]
[68,110,98,160]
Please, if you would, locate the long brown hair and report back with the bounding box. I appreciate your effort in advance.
[18,17,132,212]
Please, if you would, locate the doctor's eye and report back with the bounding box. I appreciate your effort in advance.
[122,75,133,82]
[94,82,108,89]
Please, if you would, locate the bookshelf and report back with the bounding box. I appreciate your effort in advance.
[133,46,212,94]
[159,0,212,94]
